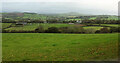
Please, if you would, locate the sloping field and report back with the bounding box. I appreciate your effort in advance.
[5,23,39,31]
[2,23,12,29]
[4,23,74,31]
[2,33,118,61]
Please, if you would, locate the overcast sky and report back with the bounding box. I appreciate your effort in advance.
[2,0,120,15]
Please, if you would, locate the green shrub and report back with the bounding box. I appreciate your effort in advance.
[85,28,96,34]
[100,27,110,33]
[59,27,69,33]
[35,25,44,33]
[59,26,85,33]
[110,27,120,33]
[95,30,101,33]
[45,27,60,33]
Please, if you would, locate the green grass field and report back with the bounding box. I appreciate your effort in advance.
[40,23,74,30]
[4,23,105,31]
[2,33,118,61]
[92,24,119,27]
[5,23,40,31]
[2,23,119,33]
[101,24,119,27]
[83,26,103,30]
[23,14,47,20]
[2,23,12,29]
[4,23,74,31]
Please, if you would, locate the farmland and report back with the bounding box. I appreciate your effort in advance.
[5,23,40,31]
[1,12,119,61]
[39,23,74,30]
[83,26,103,30]
[3,23,112,32]
[2,33,118,61]
[4,23,75,31]
[1,23,12,29]
[101,24,119,27]
[2,23,120,33]
[2,13,119,24]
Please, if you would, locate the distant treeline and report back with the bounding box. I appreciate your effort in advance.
[2,18,120,24]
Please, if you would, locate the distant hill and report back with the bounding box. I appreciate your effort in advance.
[42,12,89,17]
[58,12,88,17]
[2,12,118,17]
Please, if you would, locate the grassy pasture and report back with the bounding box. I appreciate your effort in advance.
[83,26,103,30]
[107,16,118,20]
[4,23,103,31]
[89,17,96,20]
[40,23,74,30]
[101,24,119,27]
[5,23,40,31]
[23,14,47,20]
[91,24,119,27]
[3,23,119,32]
[65,19,82,21]
[4,23,74,31]
[2,33,118,61]
[2,23,12,29]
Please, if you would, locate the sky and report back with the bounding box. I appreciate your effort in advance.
[1,0,120,15]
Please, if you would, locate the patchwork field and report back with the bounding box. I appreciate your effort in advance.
[2,33,118,61]
[3,23,110,32]
[1,5,119,62]
[39,23,74,30]
[4,23,75,31]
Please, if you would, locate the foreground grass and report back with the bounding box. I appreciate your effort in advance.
[2,33,118,61]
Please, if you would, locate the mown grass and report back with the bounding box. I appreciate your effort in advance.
[2,33,118,61]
